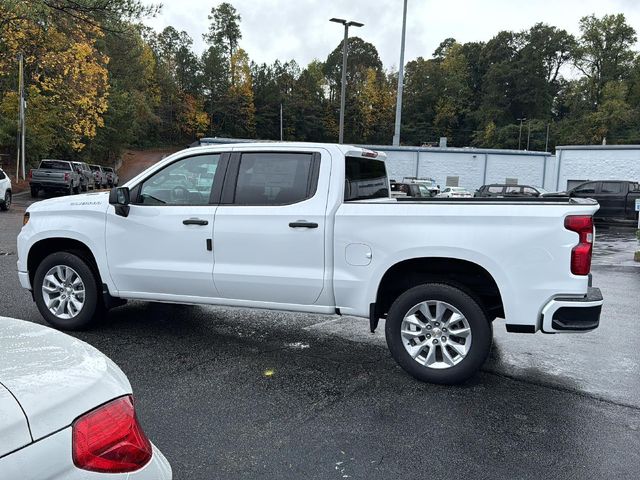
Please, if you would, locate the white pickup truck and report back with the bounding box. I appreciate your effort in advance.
[17,143,603,384]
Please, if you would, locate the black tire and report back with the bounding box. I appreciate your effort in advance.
[385,283,492,385]
[73,185,80,194]
[30,187,38,198]
[0,191,10,211]
[33,252,101,330]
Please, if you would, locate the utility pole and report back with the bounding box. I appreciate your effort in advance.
[526,121,531,150]
[330,18,364,144]
[545,123,550,152]
[280,103,283,141]
[392,0,408,146]
[16,53,26,182]
[517,117,526,150]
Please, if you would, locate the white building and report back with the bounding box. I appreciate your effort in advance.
[364,145,554,191]
[197,138,640,193]
[554,145,640,191]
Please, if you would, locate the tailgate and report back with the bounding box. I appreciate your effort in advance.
[33,170,66,182]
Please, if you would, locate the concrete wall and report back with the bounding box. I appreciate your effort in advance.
[370,146,552,191]
[555,146,640,191]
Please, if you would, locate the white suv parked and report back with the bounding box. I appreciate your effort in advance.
[0,167,11,211]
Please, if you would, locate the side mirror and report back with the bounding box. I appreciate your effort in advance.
[109,187,130,217]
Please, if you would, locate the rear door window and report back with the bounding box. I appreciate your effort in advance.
[233,153,316,205]
[345,156,388,201]
[601,182,622,194]
[488,186,503,194]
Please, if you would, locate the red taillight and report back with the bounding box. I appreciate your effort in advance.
[28,169,32,180]
[72,395,152,473]
[564,215,593,275]
[64,172,70,182]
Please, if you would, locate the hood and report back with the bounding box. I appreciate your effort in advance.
[0,317,131,441]
[27,191,110,214]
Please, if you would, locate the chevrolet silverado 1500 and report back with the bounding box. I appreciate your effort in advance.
[17,143,603,384]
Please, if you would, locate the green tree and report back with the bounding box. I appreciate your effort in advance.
[204,2,241,83]
[574,14,637,106]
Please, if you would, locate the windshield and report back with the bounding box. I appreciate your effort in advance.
[90,165,101,172]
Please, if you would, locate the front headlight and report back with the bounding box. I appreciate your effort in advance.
[23,212,30,226]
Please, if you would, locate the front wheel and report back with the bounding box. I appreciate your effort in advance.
[33,252,101,330]
[0,191,10,211]
[385,283,492,385]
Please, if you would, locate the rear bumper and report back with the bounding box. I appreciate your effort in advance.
[540,287,603,333]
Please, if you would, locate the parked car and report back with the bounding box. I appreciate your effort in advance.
[390,180,433,198]
[0,317,172,479]
[0,167,11,211]
[546,180,640,221]
[17,143,603,385]
[29,159,81,197]
[103,166,119,187]
[475,184,547,198]
[402,176,440,195]
[89,164,108,188]
[72,161,95,192]
[437,186,473,198]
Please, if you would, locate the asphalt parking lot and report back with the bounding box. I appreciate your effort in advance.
[1,193,640,479]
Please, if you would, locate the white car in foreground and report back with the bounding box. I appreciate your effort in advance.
[436,186,473,198]
[0,317,171,480]
[0,167,11,211]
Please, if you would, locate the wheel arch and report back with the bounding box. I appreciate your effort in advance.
[371,257,505,332]
[27,237,102,287]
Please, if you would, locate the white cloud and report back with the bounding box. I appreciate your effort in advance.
[143,0,640,69]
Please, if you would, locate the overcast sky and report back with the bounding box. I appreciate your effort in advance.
[143,0,640,69]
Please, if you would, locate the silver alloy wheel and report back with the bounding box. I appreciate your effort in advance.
[41,265,85,319]
[400,300,472,369]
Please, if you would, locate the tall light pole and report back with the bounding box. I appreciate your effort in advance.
[330,18,363,144]
[392,0,408,146]
[517,117,526,150]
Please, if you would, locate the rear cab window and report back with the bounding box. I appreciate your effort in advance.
[40,160,71,171]
[344,156,389,201]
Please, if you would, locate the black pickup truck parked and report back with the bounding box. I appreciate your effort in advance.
[551,180,640,220]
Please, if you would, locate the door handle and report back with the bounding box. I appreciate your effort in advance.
[289,221,318,229]
[183,218,209,226]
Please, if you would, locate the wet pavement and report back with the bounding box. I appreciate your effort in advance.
[593,225,639,268]
[1,194,639,479]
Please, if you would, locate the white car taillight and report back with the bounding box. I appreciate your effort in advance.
[72,395,152,473]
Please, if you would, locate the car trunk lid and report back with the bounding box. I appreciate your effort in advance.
[0,317,131,441]
[0,383,31,458]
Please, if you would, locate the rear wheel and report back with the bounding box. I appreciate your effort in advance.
[385,283,492,385]
[30,187,38,198]
[0,191,10,211]
[33,252,101,330]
